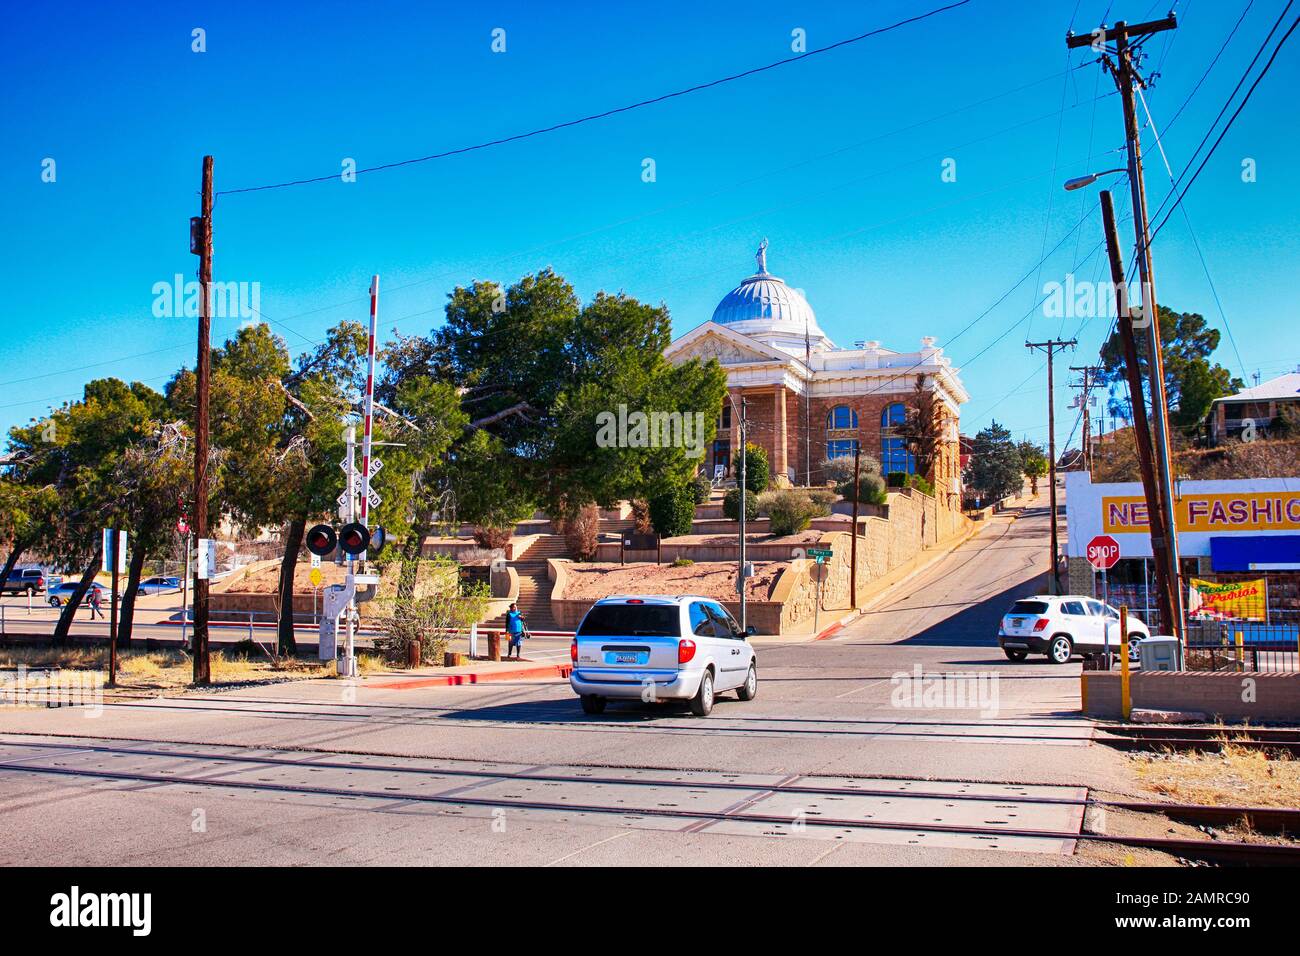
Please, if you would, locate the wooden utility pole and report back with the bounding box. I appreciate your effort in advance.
[1099,189,1177,640]
[108,527,119,688]
[191,155,213,685]
[1026,338,1076,594]
[849,442,861,609]
[1069,15,1184,638]
[1069,365,1102,471]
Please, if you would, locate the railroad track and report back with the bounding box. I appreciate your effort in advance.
[1094,723,1300,756]
[1,737,1295,865]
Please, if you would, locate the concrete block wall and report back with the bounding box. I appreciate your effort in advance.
[1082,670,1300,722]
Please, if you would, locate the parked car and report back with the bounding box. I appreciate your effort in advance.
[0,567,48,596]
[136,576,182,595]
[47,581,108,607]
[998,595,1150,664]
[569,595,757,716]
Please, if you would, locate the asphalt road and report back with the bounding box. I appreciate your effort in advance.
[0,491,1140,866]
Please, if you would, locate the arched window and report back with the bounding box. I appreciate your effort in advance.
[827,405,858,430]
[880,402,914,474]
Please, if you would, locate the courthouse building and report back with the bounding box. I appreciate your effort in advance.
[664,241,968,501]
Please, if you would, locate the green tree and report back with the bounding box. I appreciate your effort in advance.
[648,482,695,538]
[966,421,1023,503]
[1098,304,1243,435]
[1016,440,1048,495]
[740,442,770,494]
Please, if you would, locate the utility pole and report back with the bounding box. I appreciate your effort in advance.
[738,397,748,634]
[849,442,861,609]
[1100,189,1177,640]
[1069,15,1184,638]
[1069,365,1102,472]
[108,526,119,688]
[191,155,213,685]
[1026,338,1076,594]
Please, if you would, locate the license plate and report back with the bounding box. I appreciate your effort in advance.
[1010,618,1023,628]
[606,651,647,665]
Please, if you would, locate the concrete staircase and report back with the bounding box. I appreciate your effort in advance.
[483,533,568,633]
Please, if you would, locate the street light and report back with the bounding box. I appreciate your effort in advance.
[1062,168,1127,191]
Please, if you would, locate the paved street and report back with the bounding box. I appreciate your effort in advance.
[0,492,1146,866]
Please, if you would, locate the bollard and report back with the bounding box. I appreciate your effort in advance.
[1235,629,1245,671]
[1119,605,1131,722]
[408,637,421,669]
[486,630,501,662]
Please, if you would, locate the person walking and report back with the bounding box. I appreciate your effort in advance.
[87,586,104,620]
[505,603,527,660]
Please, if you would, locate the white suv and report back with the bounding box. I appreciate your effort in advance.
[998,595,1150,664]
[569,595,757,717]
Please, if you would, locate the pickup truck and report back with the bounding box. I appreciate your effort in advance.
[0,568,48,596]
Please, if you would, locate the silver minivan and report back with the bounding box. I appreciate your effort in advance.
[569,595,757,716]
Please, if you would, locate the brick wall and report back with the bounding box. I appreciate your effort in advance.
[1082,670,1300,722]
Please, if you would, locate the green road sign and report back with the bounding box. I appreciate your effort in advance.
[807,548,833,558]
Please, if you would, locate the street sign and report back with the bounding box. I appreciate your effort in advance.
[807,548,833,559]
[195,538,217,580]
[101,529,127,574]
[309,567,322,587]
[1086,534,1121,571]
[311,553,321,568]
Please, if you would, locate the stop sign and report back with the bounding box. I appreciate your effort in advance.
[1086,534,1121,571]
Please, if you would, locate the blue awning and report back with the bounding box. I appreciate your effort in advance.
[1210,535,1300,572]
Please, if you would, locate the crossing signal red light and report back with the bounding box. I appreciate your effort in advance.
[337,522,370,557]
[305,524,337,558]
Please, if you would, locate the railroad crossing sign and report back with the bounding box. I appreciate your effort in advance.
[340,456,383,478]
[1086,534,1121,571]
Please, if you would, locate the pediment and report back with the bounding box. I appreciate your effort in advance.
[666,323,793,366]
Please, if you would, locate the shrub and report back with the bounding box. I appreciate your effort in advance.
[472,524,512,550]
[373,556,490,666]
[630,499,652,534]
[806,488,837,516]
[691,474,712,504]
[838,473,887,506]
[820,453,881,485]
[764,489,819,537]
[722,487,759,521]
[910,475,935,497]
[671,557,695,568]
[649,483,696,538]
[885,471,908,489]
[559,503,600,562]
[741,442,770,494]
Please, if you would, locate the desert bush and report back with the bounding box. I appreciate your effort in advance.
[559,503,600,561]
[723,487,759,521]
[630,499,653,534]
[805,488,837,515]
[763,489,820,537]
[373,555,490,666]
[671,557,695,568]
[649,483,695,538]
[471,524,512,550]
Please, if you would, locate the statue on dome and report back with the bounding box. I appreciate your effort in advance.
[755,238,769,274]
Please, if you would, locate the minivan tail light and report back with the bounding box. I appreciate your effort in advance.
[1033,618,1049,632]
[678,639,696,664]
[570,639,578,662]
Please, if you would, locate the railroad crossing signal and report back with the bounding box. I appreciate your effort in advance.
[305,525,337,558]
[337,522,370,557]
[1087,534,1121,571]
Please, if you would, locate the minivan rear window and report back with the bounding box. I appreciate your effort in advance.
[578,604,680,637]
[1009,600,1049,615]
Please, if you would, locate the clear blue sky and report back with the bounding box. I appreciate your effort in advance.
[3,0,1297,449]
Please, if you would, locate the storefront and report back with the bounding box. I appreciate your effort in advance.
[1064,473,1300,635]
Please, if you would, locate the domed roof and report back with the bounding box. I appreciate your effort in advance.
[710,240,824,340]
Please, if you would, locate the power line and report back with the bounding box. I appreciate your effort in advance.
[1160,0,1253,136]
[218,1,975,196]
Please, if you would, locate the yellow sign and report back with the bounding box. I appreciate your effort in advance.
[309,567,322,587]
[1102,491,1300,534]
[1187,577,1267,622]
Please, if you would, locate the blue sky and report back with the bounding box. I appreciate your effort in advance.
[3,0,1297,449]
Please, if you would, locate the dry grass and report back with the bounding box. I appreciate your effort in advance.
[0,644,331,691]
[1133,741,1300,809]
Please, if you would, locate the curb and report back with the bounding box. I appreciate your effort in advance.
[367,663,573,689]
